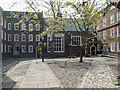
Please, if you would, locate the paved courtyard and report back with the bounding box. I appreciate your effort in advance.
[2,57,119,88]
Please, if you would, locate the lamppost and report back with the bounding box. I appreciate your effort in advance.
[41,36,44,62]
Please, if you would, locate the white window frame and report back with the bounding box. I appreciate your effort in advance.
[117,26,120,37]
[29,24,33,31]
[29,34,33,41]
[47,34,65,52]
[29,45,33,52]
[110,28,115,37]
[110,15,114,24]
[36,34,40,41]
[71,36,81,46]
[36,24,40,31]
[97,23,100,29]
[8,34,11,41]
[21,23,26,30]
[14,34,19,41]
[117,12,120,22]
[8,45,12,52]
[1,30,3,40]
[103,19,106,27]
[21,34,26,41]
[4,32,6,40]
[111,43,115,52]
[22,45,26,53]
[14,23,19,30]
[4,20,6,28]
[103,31,106,39]
[117,42,120,52]
[1,16,3,26]
[8,23,11,30]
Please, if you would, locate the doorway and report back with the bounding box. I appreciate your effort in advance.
[90,45,96,55]
[13,45,20,55]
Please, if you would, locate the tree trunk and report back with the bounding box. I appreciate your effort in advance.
[50,34,54,58]
[79,46,83,62]
[85,41,89,57]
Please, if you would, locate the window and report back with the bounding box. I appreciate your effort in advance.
[110,15,114,24]
[47,34,64,52]
[1,16,3,26]
[21,34,26,41]
[4,32,6,40]
[97,23,100,29]
[117,26,120,37]
[117,12,120,21]
[8,23,11,30]
[103,19,106,27]
[111,43,115,52]
[36,24,40,31]
[29,24,33,31]
[8,45,12,52]
[22,45,26,52]
[36,34,40,41]
[21,24,26,30]
[29,34,33,41]
[1,30,3,40]
[4,20,6,28]
[29,45,33,52]
[8,34,11,41]
[117,42,120,51]
[71,36,81,46]
[4,44,6,52]
[14,23,19,30]
[14,34,19,41]
[103,31,106,39]
[110,28,115,37]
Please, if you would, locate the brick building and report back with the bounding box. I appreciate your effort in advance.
[0,6,100,58]
[97,8,120,56]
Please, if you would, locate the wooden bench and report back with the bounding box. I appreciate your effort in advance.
[68,54,77,58]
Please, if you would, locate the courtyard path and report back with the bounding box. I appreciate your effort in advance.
[77,57,118,88]
[19,59,62,88]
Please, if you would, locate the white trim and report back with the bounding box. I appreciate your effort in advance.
[29,34,33,41]
[103,19,106,27]
[117,26,120,37]
[110,28,115,37]
[29,24,33,31]
[29,45,33,52]
[117,42,120,52]
[4,44,6,52]
[4,32,6,40]
[21,34,26,41]
[110,43,115,52]
[71,36,81,46]
[1,16,3,26]
[8,45,12,52]
[14,34,19,41]
[4,20,6,28]
[110,15,114,24]
[21,23,26,30]
[8,23,11,30]
[14,23,19,30]
[8,34,11,41]
[47,34,65,53]
[117,12,120,22]
[36,24,40,31]
[22,45,26,53]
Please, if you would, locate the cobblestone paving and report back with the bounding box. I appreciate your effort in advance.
[78,57,118,88]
